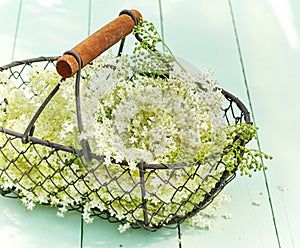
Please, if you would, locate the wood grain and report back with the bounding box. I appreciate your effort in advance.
[56,9,142,78]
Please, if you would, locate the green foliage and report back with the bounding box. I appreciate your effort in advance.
[133,19,187,73]
[223,123,272,177]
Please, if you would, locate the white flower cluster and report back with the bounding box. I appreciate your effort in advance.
[0,48,230,231]
[81,54,226,168]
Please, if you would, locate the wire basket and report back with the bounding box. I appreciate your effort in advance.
[0,10,251,231]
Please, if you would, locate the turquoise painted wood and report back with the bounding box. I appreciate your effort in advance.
[1,0,299,247]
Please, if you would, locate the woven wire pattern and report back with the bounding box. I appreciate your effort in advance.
[0,57,250,231]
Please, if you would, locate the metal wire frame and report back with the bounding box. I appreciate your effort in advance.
[0,53,251,231]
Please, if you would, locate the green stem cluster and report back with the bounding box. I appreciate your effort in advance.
[223,123,272,177]
[133,19,187,73]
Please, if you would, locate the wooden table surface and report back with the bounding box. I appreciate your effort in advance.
[1,0,299,247]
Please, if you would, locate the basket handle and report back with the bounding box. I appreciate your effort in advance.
[56,9,142,78]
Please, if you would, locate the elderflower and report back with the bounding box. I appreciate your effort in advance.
[82,211,94,224]
[57,205,68,218]
[81,55,226,167]
[222,213,232,220]
[118,222,131,233]
[0,18,271,231]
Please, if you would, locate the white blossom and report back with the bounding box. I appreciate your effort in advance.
[0,25,235,231]
[118,222,131,233]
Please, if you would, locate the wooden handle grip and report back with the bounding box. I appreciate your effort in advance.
[56,9,142,78]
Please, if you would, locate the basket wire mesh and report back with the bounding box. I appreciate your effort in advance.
[0,29,251,231]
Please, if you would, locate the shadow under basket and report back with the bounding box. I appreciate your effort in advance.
[0,56,251,231]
